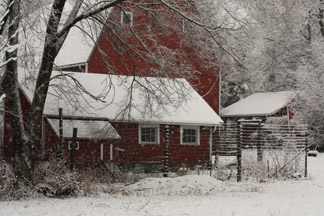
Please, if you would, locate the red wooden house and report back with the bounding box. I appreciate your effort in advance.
[3,71,222,167]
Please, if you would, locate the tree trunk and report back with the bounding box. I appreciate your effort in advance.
[26,0,67,172]
[319,0,324,37]
[4,0,32,181]
[25,0,125,174]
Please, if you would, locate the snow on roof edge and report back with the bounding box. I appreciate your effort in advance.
[44,111,222,127]
[47,117,121,140]
[221,107,287,118]
[18,70,223,127]
[221,91,296,118]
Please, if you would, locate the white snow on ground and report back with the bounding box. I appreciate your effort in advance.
[2,154,324,216]
[123,175,227,195]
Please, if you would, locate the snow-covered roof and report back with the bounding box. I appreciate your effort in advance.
[54,3,111,67]
[47,118,120,140]
[221,91,296,118]
[54,21,100,67]
[19,70,222,126]
[20,2,104,69]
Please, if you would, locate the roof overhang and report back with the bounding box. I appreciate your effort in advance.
[47,118,121,140]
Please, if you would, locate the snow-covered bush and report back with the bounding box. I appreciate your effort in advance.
[33,159,81,197]
[1,158,127,199]
[216,148,304,182]
[0,160,33,200]
[242,159,268,182]
[75,162,123,195]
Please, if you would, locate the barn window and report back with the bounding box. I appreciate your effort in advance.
[181,126,200,145]
[68,141,79,150]
[183,19,194,33]
[121,11,133,26]
[139,125,160,144]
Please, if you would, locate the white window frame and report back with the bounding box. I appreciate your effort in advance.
[138,124,160,145]
[68,141,79,150]
[180,126,200,145]
[121,11,133,26]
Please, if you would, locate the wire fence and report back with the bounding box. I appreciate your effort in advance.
[68,121,309,183]
[214,121,308,182]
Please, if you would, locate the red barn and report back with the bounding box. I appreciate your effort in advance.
[55,1,221,114]
[2,1,223,168]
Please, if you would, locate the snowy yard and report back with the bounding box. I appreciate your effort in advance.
[1,154,324,216]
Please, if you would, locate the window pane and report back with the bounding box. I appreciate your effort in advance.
[141,127,156,143]
[183,128,197,144]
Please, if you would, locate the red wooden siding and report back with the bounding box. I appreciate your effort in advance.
[111,122,210,166]
[84,5,220,113]
[43,119,119,163]
[3,90,212,166]
[3,91,117,163]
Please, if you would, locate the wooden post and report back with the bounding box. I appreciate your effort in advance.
[305,133,308,178]
[57,108,64,160]
[237,122,242,182]
[163,125,169,177]
[209,127,214,176]
[257,121,263,163]
[275,165,278,178]
[215,124,222,180]
[70,128,77,171]
[267,159,270,178]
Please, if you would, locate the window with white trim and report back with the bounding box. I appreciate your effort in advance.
[181,126,200,145]
[139,125,160,145]
[121,11,133,26]
[68,141,79,150]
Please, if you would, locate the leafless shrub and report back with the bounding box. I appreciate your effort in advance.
[75,162,123,195]
[242,149,303,181]
[33,159,81,197]
[242,159,268,182]
[0,161,33,200]
[1,158,128,199]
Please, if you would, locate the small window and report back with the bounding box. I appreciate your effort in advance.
[181,126,200,145]
[121,11,133,26]
[68,141,79,150]
[139,125,160,144]
[183,19,194,33]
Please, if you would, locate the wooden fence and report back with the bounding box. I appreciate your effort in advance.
[213,120,308,182]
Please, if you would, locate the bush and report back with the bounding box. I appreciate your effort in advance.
[242,149,303,181]
[75,162,123,195]
[0,160,33,200]
[0,159,82,200]
[33,159,81,197]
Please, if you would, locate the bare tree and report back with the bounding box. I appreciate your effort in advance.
[210,0,324,148]
[214,0,316,106]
